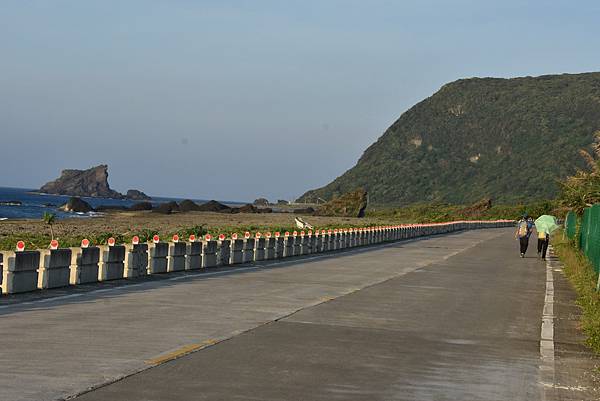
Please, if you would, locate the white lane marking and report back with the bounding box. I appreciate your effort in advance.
[542,383,587,391]
[540,245,556,401]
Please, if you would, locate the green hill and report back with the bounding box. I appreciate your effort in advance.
[299,72,600,206]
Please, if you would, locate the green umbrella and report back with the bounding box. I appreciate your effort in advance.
[534,215,560,235]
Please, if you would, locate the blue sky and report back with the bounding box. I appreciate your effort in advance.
[1,0,599,202]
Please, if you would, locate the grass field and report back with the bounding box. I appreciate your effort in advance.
[0,210,395,251]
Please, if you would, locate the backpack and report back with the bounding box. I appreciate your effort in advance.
[518,220,529,237]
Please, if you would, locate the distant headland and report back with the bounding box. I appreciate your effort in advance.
[38,164,151,200]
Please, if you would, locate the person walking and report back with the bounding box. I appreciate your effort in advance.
[537,230,550,260]
[515,214,533,258]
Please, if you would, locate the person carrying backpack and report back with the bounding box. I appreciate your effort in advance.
[515,214,533,258]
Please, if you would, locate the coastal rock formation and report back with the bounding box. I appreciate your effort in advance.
[153,201,180,214]
[197,200,232,213]
[60,197,93,213]
[126,189,151,200]
[315,188,367,218]
[40,165,124,199]
[253,198,270,206]
[229,204,272,214]
[179,199,202,212]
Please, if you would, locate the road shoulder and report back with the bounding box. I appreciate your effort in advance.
[552,249,600,399]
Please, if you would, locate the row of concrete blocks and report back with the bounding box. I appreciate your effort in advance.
[0,221,514,294]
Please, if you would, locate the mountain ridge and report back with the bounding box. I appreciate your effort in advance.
[298,72,600,206]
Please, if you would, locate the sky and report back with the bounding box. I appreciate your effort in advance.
[1,0,599,202]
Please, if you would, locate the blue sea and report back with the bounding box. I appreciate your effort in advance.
[0,187,247,220]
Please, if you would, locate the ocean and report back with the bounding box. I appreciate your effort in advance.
[0,187,246,220]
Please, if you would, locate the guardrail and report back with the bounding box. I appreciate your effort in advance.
[0,220,514,295]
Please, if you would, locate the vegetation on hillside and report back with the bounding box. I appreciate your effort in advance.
[366,200,555,223]
[300,72,600,206]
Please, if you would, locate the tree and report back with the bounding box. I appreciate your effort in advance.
[43,212,56,240]
[559,131,600,213]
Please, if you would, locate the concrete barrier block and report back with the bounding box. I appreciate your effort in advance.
[274,237,285,259]
[254,238,266,261]
[99,245,126,281]
[148,242,169,274]
[124,243,149,278]
[243,238,255,263]
[305,236,314,255]
[230,239,244,264]
[321,234,330,252]
[185,242,202,270]
[264,238,276,260]
[167,242,187,272]
[297,236,307,255]
[202,240,218,268]
[292,236,301,256]
[39,248,72,289]
[329,234,337,251]
[314,235,323,253]
[70,247,100,285]
[328,234,335,251]
[218,240,231,266]
[283,236,294,257]
[1,251,40,294]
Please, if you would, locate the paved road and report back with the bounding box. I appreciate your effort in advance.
[1,229,550,401]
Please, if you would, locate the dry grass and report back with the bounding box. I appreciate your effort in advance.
[0,210,394,250]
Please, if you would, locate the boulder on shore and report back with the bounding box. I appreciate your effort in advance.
[130,201,153,211]
[179,199,202,212]
[253,198,270,206]
[315,188,367,218]
[126,189,151,201]
[153,201,180,214]
[197,200,232,213]
[60,197,94,213]
[231,204,273,214]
